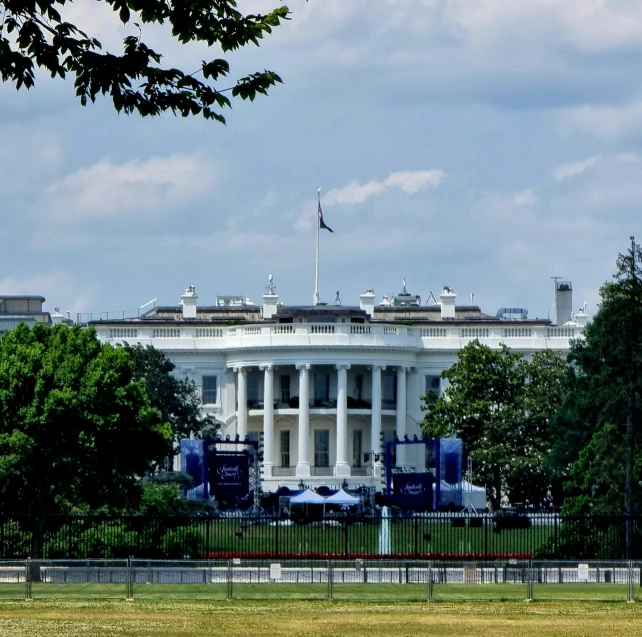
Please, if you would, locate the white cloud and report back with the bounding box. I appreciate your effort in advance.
[553,155,601,181]
[325,170,445,206]
[559,100,642,141]
[0,272,95,316]
[45,153,215,221]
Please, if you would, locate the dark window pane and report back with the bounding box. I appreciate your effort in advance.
[202,376,218,404]
[314,429,330,467]
[281,430,290,467]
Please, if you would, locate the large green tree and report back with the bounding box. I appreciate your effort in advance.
[122,343,217,456]
[0,0,289,120]
[0,323,172,558]
[551,239,642,546]
[422,342,567,510]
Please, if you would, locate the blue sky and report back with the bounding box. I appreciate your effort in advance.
[2,0,642,320]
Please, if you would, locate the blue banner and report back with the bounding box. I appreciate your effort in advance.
[392,472,434,510]
[208,452,250,506]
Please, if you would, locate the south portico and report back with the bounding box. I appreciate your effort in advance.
[225,357,418,490]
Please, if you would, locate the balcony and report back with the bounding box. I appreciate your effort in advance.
[247,396,396,416]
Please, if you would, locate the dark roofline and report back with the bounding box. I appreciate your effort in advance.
[276,306,367,318]
[0,295,46,302]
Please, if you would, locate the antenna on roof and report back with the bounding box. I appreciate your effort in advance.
[402,278,407,294]
[425,290,438,305]
[471,293,475,305]
[334,291,342,306]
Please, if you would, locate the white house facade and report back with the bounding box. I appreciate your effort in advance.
[89,279,586,493]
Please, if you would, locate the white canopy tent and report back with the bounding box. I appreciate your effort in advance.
[324,489,360,505]
[289,489,327,505]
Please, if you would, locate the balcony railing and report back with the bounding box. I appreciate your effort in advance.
[247,398,392,411]
[99,321,584,349]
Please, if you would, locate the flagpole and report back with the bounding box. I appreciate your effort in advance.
[314,188,321,305]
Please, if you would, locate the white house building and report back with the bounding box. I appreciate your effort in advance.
[89,279,586,493]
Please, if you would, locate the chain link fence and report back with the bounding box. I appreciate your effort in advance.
[1,559,640,602]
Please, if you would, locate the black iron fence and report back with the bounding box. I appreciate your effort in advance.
[2,512,642,561]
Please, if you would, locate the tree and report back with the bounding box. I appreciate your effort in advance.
[421,342,567,510]
[122,343,217,457]
[0,0,289,121]
[552,238,642,553]
[0,323,172,559]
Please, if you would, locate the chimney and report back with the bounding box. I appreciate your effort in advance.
[575,304,588,328]
[555,280,573,326]
[439,286,457,320]
[180,286,198,319]
[263,274,279,319]
[51,307,65,325]
[359,289,376,317]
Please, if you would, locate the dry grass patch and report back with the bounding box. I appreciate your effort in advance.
[0,600,640,637]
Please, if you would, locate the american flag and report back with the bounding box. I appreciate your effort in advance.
[318,200,334,233]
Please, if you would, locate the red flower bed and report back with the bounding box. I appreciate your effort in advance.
[199,551,533,560]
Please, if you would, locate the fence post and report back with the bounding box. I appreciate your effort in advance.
[427,561,434,602]
[126,557,133,601]
[343,522,349,559]
[484,516,489,558]
[275,518,279,558]
[205,518,211,559]
[628,560,634,603]
[413,518,419,558]
[327,560,333,601]
[227,559,233,600]
[25,559,31,601]
[526,559,534,601]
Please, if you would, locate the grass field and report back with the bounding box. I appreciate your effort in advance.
[0,599,641,637]
[3,582,640,602]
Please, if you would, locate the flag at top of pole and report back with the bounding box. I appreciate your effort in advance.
[318,198,333,233]
[314,188,333,305]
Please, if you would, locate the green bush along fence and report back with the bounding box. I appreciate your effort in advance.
[1,513,641,561]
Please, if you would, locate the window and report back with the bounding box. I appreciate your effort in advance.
[281,374,291,404]
[425,375,441,394]
[314,429,330,467]
[353,430,362,467]
[382,374,397,408]
[280,430,291,467]
[202,376,218,404]
[247,374,260,407]
[315,373,330,404]
[354,374,364,401]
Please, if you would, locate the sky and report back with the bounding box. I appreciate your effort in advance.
[2,0,642,322]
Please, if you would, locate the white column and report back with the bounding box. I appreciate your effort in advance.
[296,364,311,477]
[396,366,407,467]
[371,365,383,477]
[261,365,274,478]
[335,364,350,477]
[236,367,247,440]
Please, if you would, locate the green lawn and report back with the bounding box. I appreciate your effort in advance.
[0,599,642,637]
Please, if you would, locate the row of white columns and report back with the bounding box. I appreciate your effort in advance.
[233,365,410,479]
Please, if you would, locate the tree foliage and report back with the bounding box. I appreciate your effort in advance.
[0,323,172,557]
[553,239,642,516]
[421,342,567,510]
[122,343,216,452]
[0,0,289,121]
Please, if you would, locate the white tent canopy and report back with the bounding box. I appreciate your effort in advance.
[290,489,326,504]
[325,489,360,505]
